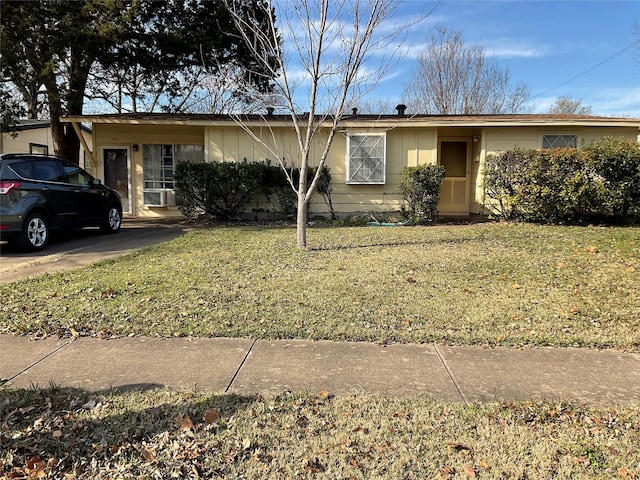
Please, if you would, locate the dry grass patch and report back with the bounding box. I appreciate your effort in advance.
[1,387,639,479]
[1,223,639,350]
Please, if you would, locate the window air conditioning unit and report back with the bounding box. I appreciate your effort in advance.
[165,190,176,207]
[143,189,166,207]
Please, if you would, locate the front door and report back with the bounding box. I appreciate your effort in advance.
[438,139,470,214]
[103,148,131,214]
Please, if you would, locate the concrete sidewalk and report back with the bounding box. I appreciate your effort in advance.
[1,334,639,406]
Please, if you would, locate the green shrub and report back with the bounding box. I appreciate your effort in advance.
[175,161,264,220]
[484,137,640,224]
[399,164,445,224]
[175,161,333,221]
[583,137,640,221]
[261,164,297,219]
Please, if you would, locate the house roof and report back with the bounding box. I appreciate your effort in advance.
[6,119,92,133]
[62,112,640,129]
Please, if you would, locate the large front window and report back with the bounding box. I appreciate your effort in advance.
[346,133,386,184]
[143,144,204,189]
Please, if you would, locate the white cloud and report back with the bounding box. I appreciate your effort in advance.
[482,39,551,59]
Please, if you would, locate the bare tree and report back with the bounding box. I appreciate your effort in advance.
[225,0,430,247]
[403,27,530,114]
[547,95,592,115]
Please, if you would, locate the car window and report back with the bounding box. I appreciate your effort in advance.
[32,160,64,182]
[8,161,35,179]
[62,163,92,186]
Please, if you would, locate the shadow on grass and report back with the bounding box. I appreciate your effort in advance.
[308,234,490,252]
[0,384,254,478]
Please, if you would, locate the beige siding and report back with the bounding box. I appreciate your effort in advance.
[484,126,639,156]
[1,128,53,154]
[203,126,441,216]
[86,120,639,219]
[1,128,91,156]
[94,124,204,217]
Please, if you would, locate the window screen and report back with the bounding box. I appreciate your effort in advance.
[346,134,386,184]
[542,134,577,149]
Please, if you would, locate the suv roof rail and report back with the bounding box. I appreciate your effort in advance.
[0,153,63,160]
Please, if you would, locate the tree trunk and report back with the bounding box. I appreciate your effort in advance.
[296,189,308,248]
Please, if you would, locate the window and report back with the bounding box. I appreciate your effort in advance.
[28,160,64,182]
[62,162,92,186]
[143,144,204,190]
[542,134,577,149]
[29,143,48,155]
[346,133,386,184]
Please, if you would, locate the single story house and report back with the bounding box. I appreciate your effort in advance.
[1,119,93,168]
[62,111,640,218]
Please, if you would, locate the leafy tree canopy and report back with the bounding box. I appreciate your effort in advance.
[1,0,278,161]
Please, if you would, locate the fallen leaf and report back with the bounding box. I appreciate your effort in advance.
[619,468,636,479]
[174,413,194,431]
[27,456,45,471]
[141,447,156,462]
[319,390,331,399]
[463,465,477,478]
[204,409,220,424]
[52,430,62,439]
[586,246,598,254]
[439,466,454,480]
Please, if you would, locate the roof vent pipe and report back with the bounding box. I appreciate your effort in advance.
[266,107,274,116]
[396,104,407,116]
[352,108,358,115]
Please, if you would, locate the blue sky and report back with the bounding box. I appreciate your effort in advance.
[371,0,640,116]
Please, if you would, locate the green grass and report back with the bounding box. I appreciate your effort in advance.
[1,386,639,479]
[2,225,639,478]
[1,223,639,350]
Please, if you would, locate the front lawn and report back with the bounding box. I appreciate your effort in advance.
[1,223,638,350]
[2,224,639,479]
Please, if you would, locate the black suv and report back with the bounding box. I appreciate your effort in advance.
[0,153,122,251]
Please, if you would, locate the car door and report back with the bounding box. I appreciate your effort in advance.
[30,159,79,225]
[60,160,106,224]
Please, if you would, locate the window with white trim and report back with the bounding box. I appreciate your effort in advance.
[29,143,48,155]
[143,144,204,190]
[542,134,577,149]
[346,133,386,184]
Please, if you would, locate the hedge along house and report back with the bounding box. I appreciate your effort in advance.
[62,111,640,219]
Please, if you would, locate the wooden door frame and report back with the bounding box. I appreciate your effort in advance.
[437,137,471,214]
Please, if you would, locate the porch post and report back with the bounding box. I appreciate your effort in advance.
[70,121,97,169]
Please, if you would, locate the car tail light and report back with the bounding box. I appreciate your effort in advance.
[0,181,21,194]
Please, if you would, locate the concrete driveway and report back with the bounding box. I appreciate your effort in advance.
[0,218,194,284]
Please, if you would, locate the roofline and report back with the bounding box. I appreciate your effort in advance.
[5,119,92,133]
[62,113,640,129]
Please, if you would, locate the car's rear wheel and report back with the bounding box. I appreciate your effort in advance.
[100,203,122,234]
[14,212,49,252]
